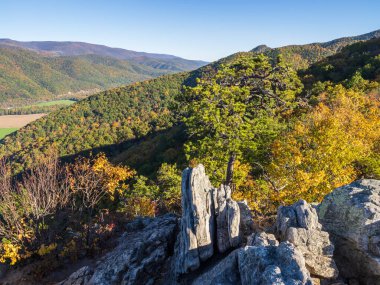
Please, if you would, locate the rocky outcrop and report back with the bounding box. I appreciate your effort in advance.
[174,165,244,275]
[57,214,178,285]
[174,165,216,275]
[215,184,241,253]
[61,167,380,285]
[318,179,380,284]
[275,200,339,281]
[192,242,313,285]
[238,242,312,285]
[193,230,313,285]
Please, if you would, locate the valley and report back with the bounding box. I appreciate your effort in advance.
[0,40,207,107]
[0,113,46,139]
[0,99,76,138]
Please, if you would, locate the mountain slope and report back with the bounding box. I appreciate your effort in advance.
[0,72,191,172]
[302,37,380,85]
[252,29,380,70]
[0,41,207,107]
[2,32,379,173]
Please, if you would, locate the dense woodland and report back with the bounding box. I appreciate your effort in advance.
[0,36,379,271]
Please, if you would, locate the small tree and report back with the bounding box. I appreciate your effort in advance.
[67,153,134,245]
[20,150,71,237]
[0,158,26,246]
[179,54,303,186]
[0,151,72,265]
[157,163,182,214]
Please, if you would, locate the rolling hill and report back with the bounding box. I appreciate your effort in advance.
[0,40,207,107]
[252,29,380,70]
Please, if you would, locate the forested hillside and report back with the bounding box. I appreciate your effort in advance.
[252,29,380,69]
[302,37,380,86]
[0,73,189,172]
[0,43,206,107]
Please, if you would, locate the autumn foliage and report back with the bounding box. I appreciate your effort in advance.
[0,151,136,266]
[266,85,380,205]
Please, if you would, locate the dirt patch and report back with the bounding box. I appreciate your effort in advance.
[0,114,46,128]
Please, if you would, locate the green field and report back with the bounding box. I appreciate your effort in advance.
[24,99,76,108]
[0,128,18,139]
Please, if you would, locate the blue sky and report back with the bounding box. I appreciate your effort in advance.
[1,0,379,61]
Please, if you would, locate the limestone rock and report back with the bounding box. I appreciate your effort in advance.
[318,179,380,284]
[57,214,178,285]
[238,242,313,285]
[174,165,247,275]
[276,200,321,239]
[237,201,255,242]
[247,232,279,247]
[215,184,241,253]
[191,241,312,285]
[174,165,216,275]
[276,200,338,280]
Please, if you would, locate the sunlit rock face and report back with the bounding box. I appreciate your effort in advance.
[238,242,313,285]
[318,179,380,285]
[174,165,216,275]
[174,165,243,275]
[192,241,313,285]
[275,200,339,281]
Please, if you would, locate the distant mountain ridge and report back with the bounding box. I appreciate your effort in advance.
[0,39,207,107]
[319,29,380,49]
[0,39,204,61]
[251,29,380,69]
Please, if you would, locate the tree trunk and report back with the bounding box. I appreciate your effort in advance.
[225,152,236,188]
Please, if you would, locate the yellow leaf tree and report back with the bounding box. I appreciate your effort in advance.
[267,85,380,204]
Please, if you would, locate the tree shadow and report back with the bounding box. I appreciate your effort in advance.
[60,125,188,177]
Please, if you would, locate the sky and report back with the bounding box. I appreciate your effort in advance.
[1,0,379,61]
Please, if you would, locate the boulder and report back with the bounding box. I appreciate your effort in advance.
[318,179,380,284]
[174,165,216,274]
[215,184,241,253]
[247,231,279,247]
[275,200,338,281]
[57,214,178,285]
[238,242,313,285]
